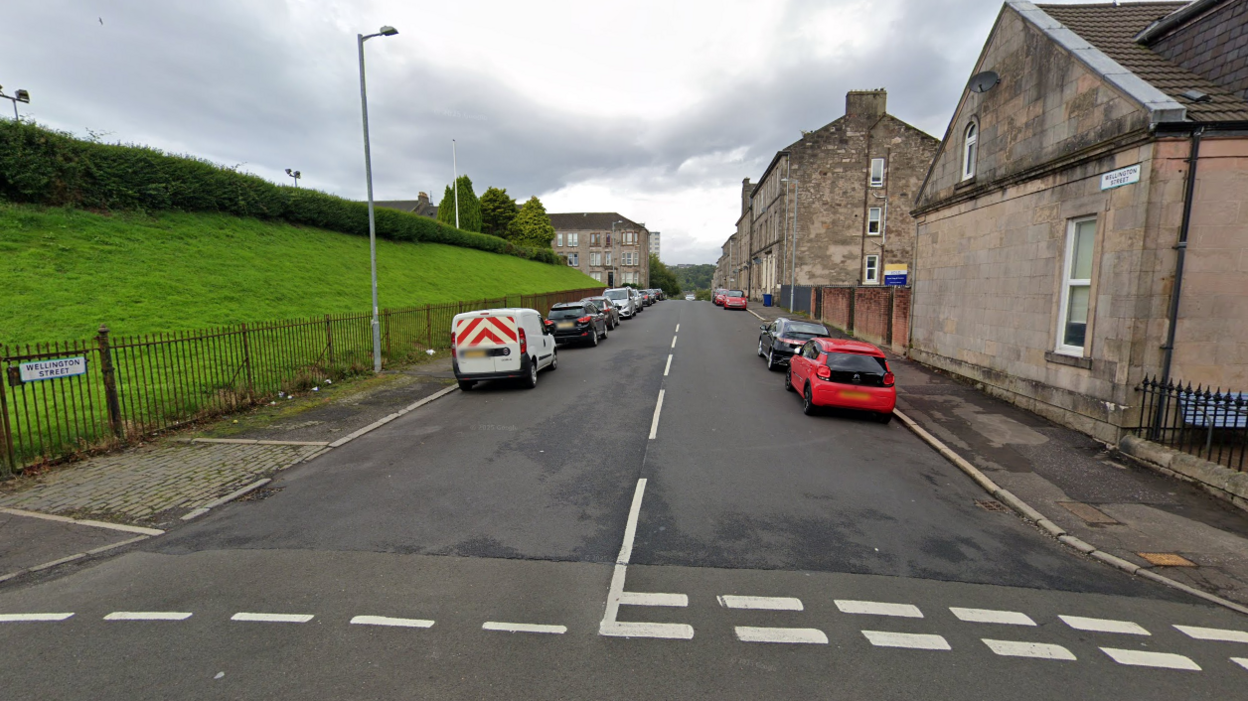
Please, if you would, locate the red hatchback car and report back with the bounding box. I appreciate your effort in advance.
[722,289,747,310]
[786,338,895,422]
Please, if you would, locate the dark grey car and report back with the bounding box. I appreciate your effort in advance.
[547,302,608,347]
[581,296,620,329]
[758,318,830,371]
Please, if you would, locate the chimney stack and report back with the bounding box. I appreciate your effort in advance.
[845,89,887,119]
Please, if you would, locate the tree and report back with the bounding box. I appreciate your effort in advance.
[507,196,556,248]
[649,254,682,296]
[480,186,519,239]
[436,175,482,233]
[674,263,715,292]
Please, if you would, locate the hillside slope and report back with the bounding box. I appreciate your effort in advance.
[1,204,598,345]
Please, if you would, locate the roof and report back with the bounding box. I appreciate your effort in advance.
[814,337,886,357]
[1034,1,1248,122]
[548,212,644,231]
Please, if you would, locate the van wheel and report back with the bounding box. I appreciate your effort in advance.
[457,379,476,391]
[549,349,558,371]
[523,357,538,389]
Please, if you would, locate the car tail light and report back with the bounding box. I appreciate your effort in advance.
[883,371,895,387]
[815,366,831,380]
[519,328,527,355]
[577,315,592,324]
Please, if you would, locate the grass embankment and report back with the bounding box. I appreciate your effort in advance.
[1,203,598,345]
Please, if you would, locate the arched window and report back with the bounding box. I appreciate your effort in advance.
[962,119,978,181]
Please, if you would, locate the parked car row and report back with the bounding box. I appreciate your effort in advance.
[758,317,895,423]
[713,288,747,310]
[451,288,665,390]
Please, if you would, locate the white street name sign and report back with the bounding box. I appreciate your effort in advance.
[18,357,88,382]
[1101,164,1141,191]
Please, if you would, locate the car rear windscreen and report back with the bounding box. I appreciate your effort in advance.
[784,322,828,337]
[549,308,587,320]
[605,290,628,300]
[727,290,744,296]
[823,352,887,373]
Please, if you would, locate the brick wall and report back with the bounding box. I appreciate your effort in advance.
[820,287,853,332]
[1151,0,1248,101]
[891,288,911,355]
[854,288,893,348]
[817,286,909,353]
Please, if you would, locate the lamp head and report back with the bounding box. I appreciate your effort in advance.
[379,26,398,36]
[15,89,30,103]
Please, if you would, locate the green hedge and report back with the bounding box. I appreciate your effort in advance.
[0,121,561,265]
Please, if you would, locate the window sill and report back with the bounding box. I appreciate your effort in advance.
[1045,351,1092,369]
[955,177,977,190]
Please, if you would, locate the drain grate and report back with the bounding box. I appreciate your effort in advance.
[976,499,1009,512]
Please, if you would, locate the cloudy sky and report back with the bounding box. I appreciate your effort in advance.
[4,0,1111,263]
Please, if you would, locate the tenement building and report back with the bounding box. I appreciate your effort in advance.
[549,213,651,288]
[722,89,939,301]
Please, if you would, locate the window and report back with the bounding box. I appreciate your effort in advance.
[590,271,602,282]
[962,120,978,181]
[870,158,885,187]
[591,233,601,246]
[605,233,612,247]
[867,207,882,236]
[864,255,880,284]
[567,233,579,247]
[1057,217,1096,354]
[568,253,579,266]
[605,252,612,266]
[557,233,564,247]
[590,252,602,266]
[622,231,637,244]
[623,252,638,266]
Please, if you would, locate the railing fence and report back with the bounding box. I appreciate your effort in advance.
[1132,375,1247,472]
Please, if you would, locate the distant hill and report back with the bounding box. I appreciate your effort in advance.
[674,264,714,291]
[0,204,599,345]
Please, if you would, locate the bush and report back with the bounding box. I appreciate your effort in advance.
[0,121,561,265]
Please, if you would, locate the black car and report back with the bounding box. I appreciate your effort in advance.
[580,296,620,329]
[758,318,831,371]
[546,302,608,346]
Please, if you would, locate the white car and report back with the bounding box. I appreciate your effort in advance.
[452,308,557,390]
[603,288,637,318]
[685,293,695,301]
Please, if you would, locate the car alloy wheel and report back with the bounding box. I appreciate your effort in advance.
[767,349,777,371]
[758,339,765,357]
[601,323,608,339]
[785,368,795,392]
[590,328,599,347]
[803,384,817,416]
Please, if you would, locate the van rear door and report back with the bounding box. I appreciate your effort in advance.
[454,312,520,375]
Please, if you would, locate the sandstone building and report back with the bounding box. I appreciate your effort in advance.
[549,213,650,287]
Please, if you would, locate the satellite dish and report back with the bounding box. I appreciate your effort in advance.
[969,71,1000,93]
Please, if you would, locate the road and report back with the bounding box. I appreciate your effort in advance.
[1,301,1246,700]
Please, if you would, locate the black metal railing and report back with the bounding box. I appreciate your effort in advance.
[1133,376,1247,472]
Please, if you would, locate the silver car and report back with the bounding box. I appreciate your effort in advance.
[604,287,637,318]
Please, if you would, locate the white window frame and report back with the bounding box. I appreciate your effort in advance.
[867,207,882,236]
[590,271,602,282]
[962,119,978,181]
[1056,216,1096,356]
[605,252,612,266]
[568,252,578,266]
[864,255,880,284]
[590,252,601,266]
[869,158,885,187]
[568,233,579,247]
[556,233,564,247]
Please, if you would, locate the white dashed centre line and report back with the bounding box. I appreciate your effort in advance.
[949,607,1036,626]
[982,639,1077,660]
[862,631,951,650]
[620,592,688,607]
[736,626,828,644]
[1100,648,1201,671]
[675,324,680,332]
[0,613,74,622]
[1059,615,1149,636]
[836,600,923,618]
[104,612,192,621]
[350,615,435,629]
[671,336,677,349]
[1174,624,1248,643]
[718,595,804,611]
[664,355,672,376]
[648,390,665,440]
[231,612,314,623]
[482,622,567,635]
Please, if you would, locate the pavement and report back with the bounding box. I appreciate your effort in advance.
[2,300,1247,700]
[749,303,1248,608]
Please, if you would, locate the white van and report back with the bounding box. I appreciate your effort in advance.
[452,308,557,390]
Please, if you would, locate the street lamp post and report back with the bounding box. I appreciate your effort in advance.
[781,178,799,312]
[611,219,624,287]
[357,25,399,375]
[0,86,31,121]
[284,168,301,188]
[452,139,460,229]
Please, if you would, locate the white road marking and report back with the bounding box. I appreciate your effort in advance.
[0,506,165,536]
[1174,624,1248,643]
[735,626,828,644]
[675,324,680,332]
[1059,615,1149,636]
[648,390,665,440]
[671,336,677,349]
[664,355,672,376]
[982,639,1076,660]
[601,620,695,639]
[836,600,923,618]
[350,615,435,629]
[0,613,74,622]
[103,611,192,621]
[231,612,314,623]
[482,621,566,635]
[950,607,1036,626]
[1233,657,1248,671]
[718,595,803,611]
[618,479,647,565]
[1100,647,1201,670]
[862,630,951,650]
[620,592,688,607]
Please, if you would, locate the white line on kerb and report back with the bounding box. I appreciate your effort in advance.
[648,390,665,440]
[620,592,688,607]
[350,615,434,629]
[950,607,1036,626]
[671,336,677,349]
[1174,624,1248,643]
[0,613,74,622]
[982,639,1076,660]
[1233,658,1248,672]
[664,355,672,376]
[862,630,951,650]
[1100,647,1200,670]
[836,600,923,618]
[483,621,567,635]
[104,612,192,621]
[719,595,803,611]
[736,626,827,644]
[231,612,314,623]
[1059,615,1149,636]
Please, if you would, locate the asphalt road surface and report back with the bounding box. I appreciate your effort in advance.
[2,301,1247,700]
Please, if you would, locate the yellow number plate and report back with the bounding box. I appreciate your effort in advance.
[840,391,871,400]
[557,322,574,329]
[463,350,488,359]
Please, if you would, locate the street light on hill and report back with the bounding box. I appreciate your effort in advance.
[357,24,398,374]
[284,168,301,188]
[0,86,31,121]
